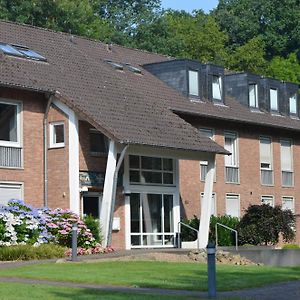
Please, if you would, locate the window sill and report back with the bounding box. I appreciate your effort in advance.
[49,144,65,149]
[0,166,24,170]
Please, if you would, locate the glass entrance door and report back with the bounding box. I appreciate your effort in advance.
[130,193,175,248]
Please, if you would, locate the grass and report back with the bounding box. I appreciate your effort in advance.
[0,261,299,291]
[0,282,199,300]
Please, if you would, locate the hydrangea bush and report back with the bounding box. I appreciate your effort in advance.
[0,200,98,250]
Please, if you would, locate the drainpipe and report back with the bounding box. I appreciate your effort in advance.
[107,144,129,247]
[43,94,54,208]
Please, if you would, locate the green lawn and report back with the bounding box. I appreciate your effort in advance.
[0,282,201,300]
[0,261,299,292]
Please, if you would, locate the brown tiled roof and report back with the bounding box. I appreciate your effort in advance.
[0,20,227,154]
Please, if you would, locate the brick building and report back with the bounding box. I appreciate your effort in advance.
[0,21,299,249]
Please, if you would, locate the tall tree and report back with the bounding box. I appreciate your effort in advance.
[213,0,300,58]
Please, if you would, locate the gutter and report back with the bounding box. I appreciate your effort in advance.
[43,94,54,208]
[107,144,129,247]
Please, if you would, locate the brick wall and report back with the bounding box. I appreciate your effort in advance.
[47,105,69,209]
[180,117,300,244]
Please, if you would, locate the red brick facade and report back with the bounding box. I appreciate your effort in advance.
[180,117,300,243]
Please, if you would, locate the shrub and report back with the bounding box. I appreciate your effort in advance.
[238,204,295,246]
[0,244,65,261]
[180,215,239,246]
[180,216,199,241]
[84,215,102,243]
[210,215,239,246]
[45,209,96,248]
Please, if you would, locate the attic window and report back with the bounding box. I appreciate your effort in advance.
[106,60,123,70]
[125,63,142,74]
[0,42,46,61]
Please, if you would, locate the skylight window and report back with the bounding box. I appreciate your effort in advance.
[125,63,142,74]
[0,43,23,57]
[0,42,46,61]
[106,60,123,70]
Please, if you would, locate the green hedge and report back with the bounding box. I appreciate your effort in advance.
[0,244,65,261]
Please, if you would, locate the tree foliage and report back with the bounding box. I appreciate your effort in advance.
[213,0,300,58]
[238,204,295,246]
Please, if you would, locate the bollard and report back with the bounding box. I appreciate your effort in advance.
[71,223,78,261]
[176,232,181,248]
[207,241,216,298]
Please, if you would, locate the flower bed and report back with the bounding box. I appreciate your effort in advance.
[0,200,112,257]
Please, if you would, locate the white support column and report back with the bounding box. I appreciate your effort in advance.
[53,100,79,214]
[100,140,117,247]
[198,154,216,248]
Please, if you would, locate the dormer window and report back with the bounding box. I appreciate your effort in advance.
[270,88,278,111]
[212,75,222,101]
[249,84,258,108]
[289,94,297,115]
[188,70,199,97]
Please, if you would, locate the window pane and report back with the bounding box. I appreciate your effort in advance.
[270,88,278,111]
[212,75,222,100]
[129,170,140,183]
[163,173,173,184]
[129,155,140,169]
[130,193,140,233]
[249,84,258,108]
[90,131,108,153]
[261,196,274,207]
[0,43,23,57]
[226,194,239,217]
[141,171,162,184]
[260,137,272,167]
[141,156,161,170]
[163,158,173,171]
[54,124,64,144]
[142,194,162,233]
[224,133,237,166]
[280,140,292,171]
[0,103,18,142]
[282,197,294,212]
[164,195,174,232]
[289,94,297,114]
[189,70,199,96]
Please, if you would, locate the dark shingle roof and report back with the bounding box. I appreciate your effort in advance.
[0,20,227,154]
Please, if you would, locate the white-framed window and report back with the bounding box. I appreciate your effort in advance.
[280,139,293,187]
[89,129,108,156]
[129,155,175,186]
[270,88,278,111]
[226,194,240,218]
[261,195,274,207]
[0,182,23,206]
[49,121,65,148]
[199,128,214,181]
[212,75,222,101]
[249,83,258,108]
[289,94,297,115]
[260,136,273,185]
[188,70,199,97]
[0,100,21,147]
[282,196,294,213]
[201,192,216,216]
[224,131,239,183]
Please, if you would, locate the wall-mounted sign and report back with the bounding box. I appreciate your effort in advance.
[79,171,105,188]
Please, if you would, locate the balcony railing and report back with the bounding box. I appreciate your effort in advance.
[282,171,293,187]
[0,146,22,168]
[225,166,239,183]
[261,169,273,185]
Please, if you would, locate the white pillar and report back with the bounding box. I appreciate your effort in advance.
[100,140,117,247]
[53,100,80,214]
[198,154,215,248]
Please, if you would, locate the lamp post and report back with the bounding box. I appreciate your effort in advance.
[207,241,216,298]
[71,223,78,261]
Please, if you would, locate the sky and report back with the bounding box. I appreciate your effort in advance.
[161,0,219,13]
